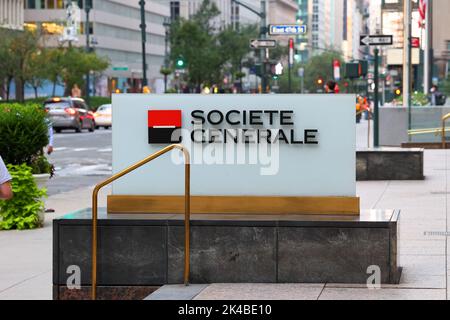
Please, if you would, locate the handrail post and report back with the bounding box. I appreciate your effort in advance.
[91,144,190,300]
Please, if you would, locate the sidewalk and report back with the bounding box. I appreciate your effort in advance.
[0,186,110,300]
[0,121,449,300]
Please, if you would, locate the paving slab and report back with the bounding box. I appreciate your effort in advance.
[194,284,325,300]
[318,287,446,300]
[145,284,209,300]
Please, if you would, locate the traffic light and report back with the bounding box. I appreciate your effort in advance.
[395,88,402,96]
[317,77,324,86]
[345,61,368,79]
[175,56,185,69]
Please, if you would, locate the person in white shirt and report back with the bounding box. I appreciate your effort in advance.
[0,156,12,200]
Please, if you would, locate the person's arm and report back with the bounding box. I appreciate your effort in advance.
[47,125,54,155]
[0,181,12,200]
[0,157,12,200]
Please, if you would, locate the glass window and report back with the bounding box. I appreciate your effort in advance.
[47,0,55,9]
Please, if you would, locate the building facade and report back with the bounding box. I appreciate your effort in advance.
[171,0,261,29]
[0,0,24,30]
[24,0,169,94]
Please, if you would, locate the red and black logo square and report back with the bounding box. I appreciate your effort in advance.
[148,110,182,144]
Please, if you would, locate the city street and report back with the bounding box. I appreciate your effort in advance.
[47,129,112,196]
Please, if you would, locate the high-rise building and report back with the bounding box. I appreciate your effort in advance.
[0,0,24,30]
[432,0,450,79]
[24,0,169,94]
[296,0,366,63]
[171,0,261,29]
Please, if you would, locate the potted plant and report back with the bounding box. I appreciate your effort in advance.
[0,164,47,229]
[0,103,50,229]
[30,154,55,190]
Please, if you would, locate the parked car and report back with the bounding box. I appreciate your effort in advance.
[94,104,112,129]
[44,97,96,133]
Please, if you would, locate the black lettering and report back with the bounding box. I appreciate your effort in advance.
[249,111,263,125]
[191,129,206,143]
[264,110,278,125]
[305,129,319,144]
[290,129,303,144]
[207,110,224,125]
[226,110,240,125]
[275,129,289,144]
[280,111,294,125]
[191,110,205,124]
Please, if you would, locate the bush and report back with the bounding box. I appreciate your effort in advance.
[29,154,55,177]
[0,103,49,165]
[85,96,111,111]
[0,164,47,230]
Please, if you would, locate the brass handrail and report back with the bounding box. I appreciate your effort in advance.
[442,113,450,149]
[91,144,190,300]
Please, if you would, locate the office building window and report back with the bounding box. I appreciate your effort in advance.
[170,1,180,20]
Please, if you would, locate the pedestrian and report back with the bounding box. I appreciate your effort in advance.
[0,155,13,200]
[47,119,54,155]
[71,84,82,98]
[325,80,337,94]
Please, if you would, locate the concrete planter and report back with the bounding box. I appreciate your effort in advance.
[33,173,50,226]
[33,173,50,190]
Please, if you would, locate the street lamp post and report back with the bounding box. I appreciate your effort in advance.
[139,0,148,88]
[231,0,268,93]
[85,0,91,105]
[163,18,171,93]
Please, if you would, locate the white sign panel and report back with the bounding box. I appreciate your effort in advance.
[112,94,356,197]
[269,25,307,36]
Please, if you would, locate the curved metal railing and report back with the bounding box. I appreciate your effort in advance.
[91,144,190,300]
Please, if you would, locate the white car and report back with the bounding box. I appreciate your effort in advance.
[94,104,112,129]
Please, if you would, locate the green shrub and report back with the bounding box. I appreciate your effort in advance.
[29,154,55,177]
[0,164,47,230]
[86,96,112,111]
[0,103,49,165]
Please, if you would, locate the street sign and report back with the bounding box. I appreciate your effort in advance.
[113,66,129,71]
[360,35,393,46]
[249,39,277,49]
[268,24,306,36]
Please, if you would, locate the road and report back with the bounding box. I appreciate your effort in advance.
[46,129,112,196]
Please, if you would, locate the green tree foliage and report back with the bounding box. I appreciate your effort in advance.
[218,25,258,81]
[169,0,257,89]
[276,51,345,93]
[0,28,109,100]
[303,51,344,92]
[58,47,109,96]
[0,29,39,102]
[0,164,46,230]
[0,103,49,166]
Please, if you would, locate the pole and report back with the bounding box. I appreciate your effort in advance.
[164,19,170,93]
[403,0,412,133]
[423,0,432,94]
[260,0,267,93]
[139,0,148,88]
[85,1,91,105]
[374,48,380,148]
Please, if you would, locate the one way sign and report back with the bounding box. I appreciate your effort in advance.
[360,35,393,46]
[249,39,277,49]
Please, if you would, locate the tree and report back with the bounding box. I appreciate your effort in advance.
[0,29,16,100]
[218,24,258,84]
[26,49,51,98]
[170,0,224,90]
[8,30,40,102]
[57,48,109,96]
[303,51,344,93]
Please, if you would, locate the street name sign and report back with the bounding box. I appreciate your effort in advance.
[250,39,277,49]
[269,24,306,36]
[360,35,393,46]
